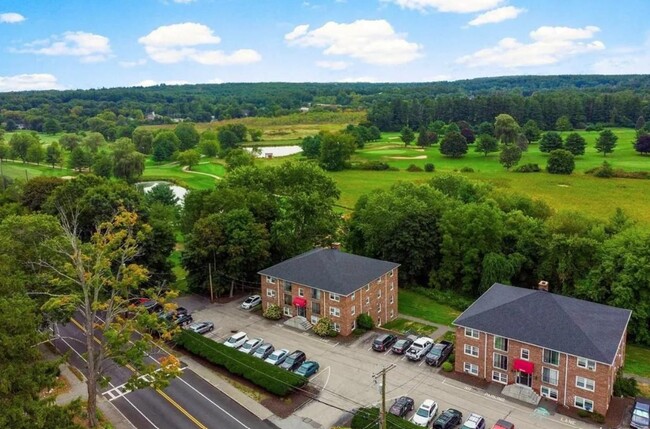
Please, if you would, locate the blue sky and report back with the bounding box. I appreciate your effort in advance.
[1,0,649,91]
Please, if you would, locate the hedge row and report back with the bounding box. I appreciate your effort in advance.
[175,330,307,396]
[351,407,421,429]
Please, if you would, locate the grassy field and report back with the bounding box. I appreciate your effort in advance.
[625,344,650,378]
[398,289,461,326]
[382,318,437,336]
[0,160,72,181]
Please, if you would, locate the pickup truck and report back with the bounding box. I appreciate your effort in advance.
[425,341,453,367]
[406,337,434,361]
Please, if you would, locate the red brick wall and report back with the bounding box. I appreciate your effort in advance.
[259,267,398,336]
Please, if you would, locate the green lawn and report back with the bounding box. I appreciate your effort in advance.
[625,344,650,378]
[0,160,73,181]
[382,318,437,336]
[398,289,461,326]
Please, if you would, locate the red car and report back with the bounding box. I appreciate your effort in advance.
[492,420,515,429]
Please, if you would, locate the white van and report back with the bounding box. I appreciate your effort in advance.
[223,331,248,349]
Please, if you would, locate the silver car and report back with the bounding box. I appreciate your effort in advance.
[239,337,264,354]
[188,321,214,335]
[241,295,262,310]
[264,348,289,365]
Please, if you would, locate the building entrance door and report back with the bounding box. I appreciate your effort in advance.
[516,371,532,387]
[296,306,306,317]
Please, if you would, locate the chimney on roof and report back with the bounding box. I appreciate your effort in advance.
[538,280,549,292]
[331,242,341,250]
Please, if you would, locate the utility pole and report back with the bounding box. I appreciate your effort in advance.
[373,364,396,429]
[208,263,214,303]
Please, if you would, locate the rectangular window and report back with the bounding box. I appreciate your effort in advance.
[329,307,340,317]
[312,289,321,300]
[493,353,508,370]
[521,349,530,360]
[543,349,560,366]
[576,376,595,392]
[464,344,479,357]
[390,309,394,319]
[390,269,394,277]
[494,336,508,352]
[377,290,381,299]
[577,357,597,371]
[377,304,382,313]
[333,322,341,333]
[329,293,340,302]
[465,328,480,339]
[298,288,304,297]
[266,276,276,284]
[464,362,479,376]
[541,386,558,401]
[283,281,292,292]
[377,317,381,325]
[574,396,594,412]
[365,297,370,305]
[351,292,355,300]
[390,282,394,291]
[351,320,356,331]
[283,306,292,316]
[266,288,276,298]
[377,277,382,284]
[310,315,320,325]
[312,302,321,315]
[542,367,559,386]
[365,284,370,291]
[351,305,356,316]
[284,294,292,305]
[492,371,508,384]
[389,295,394,304]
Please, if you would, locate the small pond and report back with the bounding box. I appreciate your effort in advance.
[137,181,188,204]
[244,145,302,158]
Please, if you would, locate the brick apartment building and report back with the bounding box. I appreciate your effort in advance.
[258,246,400,336]
[454,282,631,415]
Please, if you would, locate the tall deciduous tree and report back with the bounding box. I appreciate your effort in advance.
[494,114,520,145]
[439,131,468,158]
[174,123,200,151]
[26,141,44,165]
[475,134,498,157]
[564,132,587,156]
[417,128,438,147]
[152,131,179,162]
[555,115,573,131]
[43,118,62,135]
[132,128,154,154]
[67,147,93,172]
[319,132,356,171]
[539,131,564,153]
[59,133,82,151]
[301,135,322,159]
[112,138,145,183]
[499,144,522,170]
[82,132,106,153]
[177,149,201,170]
[10,132,38,163]
[522,120,541,142]
[595,129,618,156]
[400,126,415,147]
[46,142,64,168]
[635,134,650,155]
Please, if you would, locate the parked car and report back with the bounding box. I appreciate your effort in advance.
[432,409,463,429]
[461,413,486,429]
[406,337,434,361]
[389,396,415,417]
[294,361,319,377]
[391,338,414,355]
[174,313,193,326]
[223,331,248,349]
[631,398,650,429]
[372,333,398,352]
[252,343,275,359]
[411,399,438,427]
[492,419,515,429]
[239,337,264,354]
[425,340,454,367]
[265,348,289,366]
[280,350,306,371]
[188,321,214,334]
[175,306,188,316]
[241,295,262,310]
[140,299,162,314]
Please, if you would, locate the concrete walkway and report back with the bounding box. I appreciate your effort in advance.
[398,313,452,341]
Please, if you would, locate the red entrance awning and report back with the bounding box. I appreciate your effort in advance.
[513,358,534,374]
[293,297,307,307]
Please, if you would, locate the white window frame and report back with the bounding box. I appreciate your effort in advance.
[283,306,292,316]
[390,309,394,319]
[493,336,508,352]
[329,293,340,302]
[298,288,304,297]
[541,385,558,401]
[266,288,276,298]
[389,295,394,304]
[377,289,381,299]
[351,320,356,331]
[351,305,356,316]
[576,376,595,392]
[266,276,276,284]
[520,348,529,360]
[542,367,559,386]
[465,328,480,339]
[377,304,382,313]
[492,371,508,385]
[464,362,479,376]
[329,307,340,317]
[493,352,508,370]
[377,277,382,284]
[310,315,320,325]
[574,396,594,412]
[464,344,479,357]
[365,297,370,305]
[390,282,394,291]
[577,357,597,371]
[351,292,355,300]
[332,322,341,333]
[543,349,560,366]
[390,269,394,277]
[365,284,370,291]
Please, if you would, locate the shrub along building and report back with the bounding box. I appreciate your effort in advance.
[453,282,631,415]
[259,245,400,336]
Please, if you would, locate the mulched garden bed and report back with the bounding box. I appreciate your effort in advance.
[438,367,490,390]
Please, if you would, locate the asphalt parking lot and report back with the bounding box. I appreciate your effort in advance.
[178,295,601,429]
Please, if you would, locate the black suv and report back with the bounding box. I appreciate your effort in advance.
[388,396,414,417]
[432,409,462,429]
[279,350,306,371]
[372,334,398,352]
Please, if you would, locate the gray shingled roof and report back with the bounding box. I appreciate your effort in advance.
[453,283,631,365]
[258,248,400,296]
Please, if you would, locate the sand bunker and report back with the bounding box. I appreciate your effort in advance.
[389,155,427,160]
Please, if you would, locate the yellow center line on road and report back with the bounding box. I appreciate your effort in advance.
[68,317,209,429]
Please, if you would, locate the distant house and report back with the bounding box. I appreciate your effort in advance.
[145,111,157,121]
[258,245,399,336]
[453,282,631,415]
[299,107,310,113]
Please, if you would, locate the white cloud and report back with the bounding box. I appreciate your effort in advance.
[285,19,422,65]
[285,24,310,41]
[119,59,148,68]
[0,12,25,23]
[16,31,112,62]
[384,0,503,13]
[138,22,261,65]
[468,6,525,26]
[0,73,62,91]
[316,60,349,70]
[457,25,604,68]
[134,79,189,87]
[172,0,196,3]
[592,36,650,74]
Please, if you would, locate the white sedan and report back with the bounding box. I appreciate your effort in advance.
[241,295,262,310]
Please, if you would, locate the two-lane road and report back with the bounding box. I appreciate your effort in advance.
[53,318,276,429]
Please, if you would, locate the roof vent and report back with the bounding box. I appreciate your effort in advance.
[538,280,549,292]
